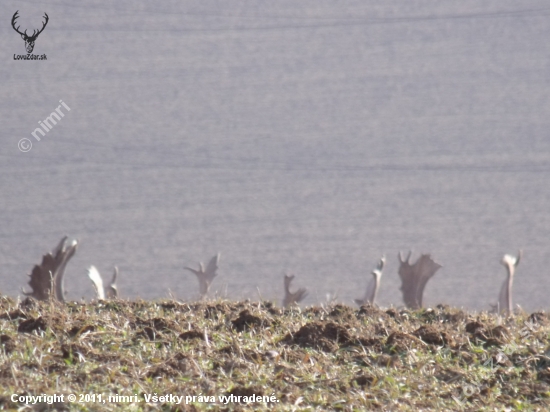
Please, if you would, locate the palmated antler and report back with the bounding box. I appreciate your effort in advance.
[283,274,308,308]
[23,236,78,302]
[496,250,522,315]
[355,256,385,306]
[398,251,442,309]
[185,253,220,298]
[87,266,119,300]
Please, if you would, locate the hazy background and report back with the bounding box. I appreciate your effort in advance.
[1,1,549,310]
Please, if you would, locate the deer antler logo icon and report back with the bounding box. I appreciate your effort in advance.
[11,11,49,54]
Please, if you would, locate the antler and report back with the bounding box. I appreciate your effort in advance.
[283,274,307,307]
[497,250,522,315]
[398,251,412,264]
[184,253,220,298]
[11,11,25,36]
[107,267,119,299]
[33,13,49,39]
[397,252,442,309]
[23,237,78,302]
[87,266,119,300]
[87,266,105,300]
[11,11,49,39]
[355,255,385,306]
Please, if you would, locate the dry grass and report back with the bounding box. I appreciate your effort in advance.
[1,296,550,411]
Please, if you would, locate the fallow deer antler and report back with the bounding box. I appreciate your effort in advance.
[107,267,119,299]
[87,266,105,300]
[497,250,522,315]
[185,253,220,298]
[283,274,307,307]
[355,256,385,306]
[87,266,119,300]
[23,237,78,302]
[397,251,442,309]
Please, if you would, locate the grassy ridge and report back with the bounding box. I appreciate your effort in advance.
[0,296,549,411]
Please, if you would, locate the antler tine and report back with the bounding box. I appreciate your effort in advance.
[398,251,412,264]
[295,288,308,303]
[284,274,298,297]
[516,250,523,267]
[111,266,118,284]
[283,274,307,307]
[52,236,68,258]
[107,266,119,299]
[377,255,386,271]
[184,266,200,275]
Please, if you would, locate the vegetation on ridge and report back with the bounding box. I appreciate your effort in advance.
[0,296,549,411]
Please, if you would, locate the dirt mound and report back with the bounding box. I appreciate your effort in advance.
[0,335,15,354]
[17,316,47,334]
[68,324,95,337]
[179,330,204,341]
[465,321,509,347]
[413,325,454,347]
[328,304,357,322]
[385,332,424,353]
[282,321,353,352]
[357,304,386,317]
[231,309,270,332]
[352,374,376,387]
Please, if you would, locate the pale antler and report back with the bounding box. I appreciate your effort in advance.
[87,266,119,300]
[283,274,308,307]
[355,256,385,306]
[87,266,105,300]
[185,253,220,298]
[397,251,442,309]
[497,250,522,315]
[23,237,78,302]
[107,267,119,299]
